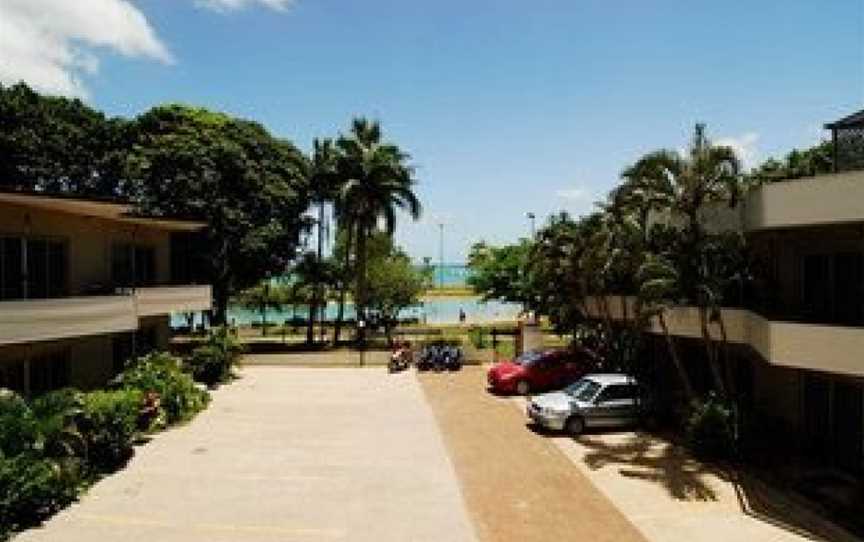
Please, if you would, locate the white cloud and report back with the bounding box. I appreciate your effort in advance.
[195,0,295,12]
[716,132,760,170]
[0,0,173,98]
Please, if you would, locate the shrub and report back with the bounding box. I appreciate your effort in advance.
[0,390,39,457]
[0,454,82,534]
[30,389,87,460]
[117,352,209,426]
[79,390,142,469]
[185,327,244,386]
[686,394,737,461]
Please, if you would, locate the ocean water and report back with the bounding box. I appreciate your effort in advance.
[172,296,519,327]
[428,263,472,287]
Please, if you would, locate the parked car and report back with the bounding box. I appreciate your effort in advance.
[487,349,588,395]
[526,374,642,435]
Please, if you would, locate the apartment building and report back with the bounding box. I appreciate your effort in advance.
[587,110,864,478]
[0,191,212,395]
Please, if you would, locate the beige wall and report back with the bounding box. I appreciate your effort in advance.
[0,202,172,295]
[746,170,864,231]
[584,296,864,378]
[0,316,172,393]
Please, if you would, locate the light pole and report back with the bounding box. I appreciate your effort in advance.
[438,223,445,289]
[527,212,536,239]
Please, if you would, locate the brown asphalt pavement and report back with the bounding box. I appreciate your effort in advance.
[419,365,647,542]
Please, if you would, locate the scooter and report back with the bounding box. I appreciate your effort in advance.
[388,343,412,373]
[443,346,463,371]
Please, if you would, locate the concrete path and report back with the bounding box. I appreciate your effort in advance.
[506,395,861,542]
[18,368,476,542]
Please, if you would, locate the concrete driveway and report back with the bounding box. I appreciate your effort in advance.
[18,368,476,542]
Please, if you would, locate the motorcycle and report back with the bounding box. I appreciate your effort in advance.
[388,343,413,373]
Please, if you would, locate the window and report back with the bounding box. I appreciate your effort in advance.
[112,244,157,287]
[596,384,638,403]
[0,360,26,394]
[29,350,70,395]
[0,237,66,300]
[0,237,23,300]
[25,239,67,299]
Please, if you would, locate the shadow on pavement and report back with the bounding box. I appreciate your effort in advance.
[576,432,721,502]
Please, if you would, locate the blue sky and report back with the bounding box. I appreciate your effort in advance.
[2,0,863,261]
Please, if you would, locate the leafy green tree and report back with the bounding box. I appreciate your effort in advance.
[334,118,421,341]
[366,243,431,344]
[0,82,128,196]
[125,104,310,324]
[467,240,533,306]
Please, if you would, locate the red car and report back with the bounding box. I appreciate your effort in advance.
[487,349,588,395]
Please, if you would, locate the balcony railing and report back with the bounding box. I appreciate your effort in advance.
[0,284,212,346]
[0,295,138,346]
[583,296,864,378]
[134,285,212,317]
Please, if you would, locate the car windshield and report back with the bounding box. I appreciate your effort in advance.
[564,379,601,402]
[514,350,544,366]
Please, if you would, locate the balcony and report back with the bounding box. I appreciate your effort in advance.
[584,297,864,377]
[134,285,212,317]
[0,285,211,347]
[0,295,138,346]
[744,170,864,231]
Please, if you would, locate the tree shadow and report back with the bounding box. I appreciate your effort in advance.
[577,431,721,501]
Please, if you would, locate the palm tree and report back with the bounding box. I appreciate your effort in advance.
[334,118,422,343]
[638,253,696,401]
[304,138,339,344]
[626,124,742,396]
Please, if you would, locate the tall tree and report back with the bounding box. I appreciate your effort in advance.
[0,82,128,196]
[303,138,340,342]
[334,118,421,341]
[126,105,310,324]
[626,124,742,395]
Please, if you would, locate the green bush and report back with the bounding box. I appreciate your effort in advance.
[0,454,82,534]
[30,389,87,460]
[185,327,244,386]
[0,390,39,457]
[686,394,737,461]
[117,352,209,426]
[79,390,142,469]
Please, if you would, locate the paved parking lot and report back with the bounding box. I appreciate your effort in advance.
[18,367,475,542]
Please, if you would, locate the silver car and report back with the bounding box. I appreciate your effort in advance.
[526,374,641,435]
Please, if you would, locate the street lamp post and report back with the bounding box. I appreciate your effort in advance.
[527,212,536,239]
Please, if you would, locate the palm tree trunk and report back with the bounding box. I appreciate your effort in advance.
[698,307,727,396]
[315,201,326,344]
[333,225,353,345]
[260,302,267,337]
[355,222,368,346]
[658,311,695,401]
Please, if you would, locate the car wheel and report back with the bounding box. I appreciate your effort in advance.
[515,380,530,395]
[565,416,585,436]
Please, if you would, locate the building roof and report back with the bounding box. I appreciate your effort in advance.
[0,190,207,232]
[825,108,864,129]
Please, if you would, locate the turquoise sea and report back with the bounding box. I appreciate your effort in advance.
[173,264,517,327]
[174,297,519,327]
